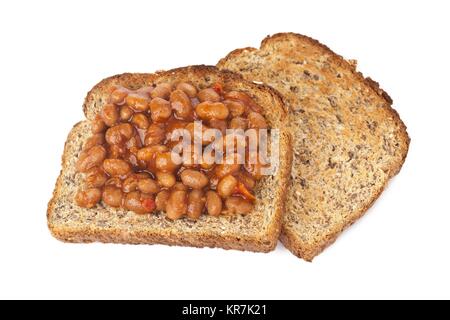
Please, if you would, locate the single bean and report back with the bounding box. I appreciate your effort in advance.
[187,190,205,219]
[76,145,107,173]
[166,190,188,220]
[198,88,220,102]
[131,113,150,130]
[101,104,119,127]
[83,133,105,151]
[206,191,222,216]
[225,196,253,214]
[75,188,102,208]
[126,93,149,112]
[176,82,197,98]
[180,169,209,189]
[85,166,107,188]
[151,83,172,99]
[103,158,132,176]
[195,102,229,120]
[224,100,245,117]
[110,88,128,105]
[155,152,180,172]
[91,116,106,133]
[138,178,160,194]
[149,97,172,122]
[170,89,193,119]
[217,175,238,198]
[155,190,170,211]
[102,186,123,207]
[156,171,176,188]
[120,105,134,122]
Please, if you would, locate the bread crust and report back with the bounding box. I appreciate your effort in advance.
[47,65,292,253]
[218,33,410,261]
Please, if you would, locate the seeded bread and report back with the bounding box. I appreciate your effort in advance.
[218,33,410,260]
[47,65,292,252]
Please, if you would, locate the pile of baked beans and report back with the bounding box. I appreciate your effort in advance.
[75,80,269,220]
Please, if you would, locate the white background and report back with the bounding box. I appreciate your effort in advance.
[0,0,449,300]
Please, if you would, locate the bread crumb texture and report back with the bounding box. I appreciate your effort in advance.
[218,33,410,260]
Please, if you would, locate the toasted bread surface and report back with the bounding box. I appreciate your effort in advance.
[218,33,410,260]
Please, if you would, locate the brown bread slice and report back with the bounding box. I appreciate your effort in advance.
[47,65,292,252]
[218,33,410,260]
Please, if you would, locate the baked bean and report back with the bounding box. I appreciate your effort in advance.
[236,171,256,190]
[208,119,227,134]
[172,182,188,191]
[225,196,253,214]
[75,188,102,208]
[214,153,242,178]
[180,169,209,189]
[151,83,172,99]
[198,88,221,102]
[144,124,166,146]
[155,190,170,211]
[91,116,106,134]
[166,190,188,220]
[156,171,176,188]
[155,152,180,172]
[195,102,229,120]
[206,191,222,216]
[224,91,263,113]
[137,145,168,162]
[247,112,268,129]
[105,176,122,188]
[103,159,132,176]
[105,123,134,145]
[229,117,248,130]
[122,175,139,192]
[124,191,155,214]
[131,113,150,130]
[187,190,205,219]
[217,175,238,198]
[148,97,171,122]
[138,178,160,194]
[126,93,149,112]
[76,145,107,173]
[107,144,125,159]
[176,82,197,98]
[118,105,133,122]
[170,89,192,119]
[110,88,128,105]
[101,104,119,127]
[83,133,105,151]
[126,134,142,149]
[85,166,107,188]
[224,100,246,117]
[102,186,123,207]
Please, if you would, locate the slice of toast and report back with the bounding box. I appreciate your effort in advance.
[218,33,410,260]
[47,65,292,252]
